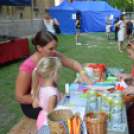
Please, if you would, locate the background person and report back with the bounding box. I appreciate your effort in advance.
[106,23,111,39]
[126,19,133,39]
[15,30,93,119]
[105,15,110,37]
[114,17,119,41]
[42,13,59,35]
[75,15,81,45]
[115,14,126,52]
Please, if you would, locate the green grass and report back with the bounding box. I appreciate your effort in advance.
[0,33,133,133]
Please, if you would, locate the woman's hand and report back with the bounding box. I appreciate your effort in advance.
[124,76,134,86]
[80,73,94,85]
[119,27,121,31]
[114,73,130,82]
[122,86,134,96]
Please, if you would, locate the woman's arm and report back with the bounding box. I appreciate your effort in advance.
[75,20,79,26]
[57,51,84,72]
[48,95,57,113]
[122,86,134,96]
[32,98,39,108]
[56,51,93,84]
[15,70,33,103]
[53,18,59,26]
[115,21,121,30]
[114,73,131,82]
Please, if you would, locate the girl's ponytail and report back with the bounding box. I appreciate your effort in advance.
[31,69,39,100]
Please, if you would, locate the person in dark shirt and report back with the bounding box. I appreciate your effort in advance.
[126,19,133,39]
[75,15,81,45]
[114,17,119,41]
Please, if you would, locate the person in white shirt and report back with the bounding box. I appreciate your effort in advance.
[42,13,59,35]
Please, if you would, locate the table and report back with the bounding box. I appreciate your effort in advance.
[0,38,30,64]
[37,84,129,134]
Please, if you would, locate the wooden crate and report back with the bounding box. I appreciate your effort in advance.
[7,115,37,134]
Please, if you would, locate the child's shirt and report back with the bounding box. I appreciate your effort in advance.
[131,65,134,77]
[37,86,61,130]
[38,86,61,111]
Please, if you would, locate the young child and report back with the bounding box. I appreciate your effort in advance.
[31,57,63,130]
[116,39,134,134]
[106,23,111,39]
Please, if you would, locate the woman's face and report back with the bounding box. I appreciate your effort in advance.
[123,16,126,20]
[38,40,57,57]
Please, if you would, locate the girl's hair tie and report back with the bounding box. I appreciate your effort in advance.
[34,67,37,71]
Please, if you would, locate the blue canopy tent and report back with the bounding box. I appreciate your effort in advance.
[0,0,32,36]
[49,0,78,34]
[71,1,121,32]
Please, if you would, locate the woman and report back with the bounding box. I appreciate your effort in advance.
[75,15,81,45]
[15,30,93,119]
[115,14,126,52]
[42,13,59,35]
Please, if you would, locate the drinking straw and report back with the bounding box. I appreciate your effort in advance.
[68,118,71,133]
[94,112,98,118]
[61,120,69,134]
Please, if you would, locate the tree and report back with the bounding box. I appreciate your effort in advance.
[107,0,134,10]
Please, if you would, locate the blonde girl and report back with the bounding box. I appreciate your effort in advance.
[31,57,62,130]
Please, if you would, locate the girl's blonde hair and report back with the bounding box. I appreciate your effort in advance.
[31,57,62,99]
[126,39,134,51]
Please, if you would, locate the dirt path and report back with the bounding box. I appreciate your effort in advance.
[80,33,104,41]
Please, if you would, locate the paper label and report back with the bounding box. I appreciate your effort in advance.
[72,14,76,19]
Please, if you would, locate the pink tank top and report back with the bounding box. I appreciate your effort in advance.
[19,54,57,104]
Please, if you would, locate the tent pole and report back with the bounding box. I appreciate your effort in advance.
[31,0,33,38]
[31,0,34,53]
[12,6,15,36]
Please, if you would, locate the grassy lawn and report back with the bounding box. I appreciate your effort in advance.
[0,33,133,133]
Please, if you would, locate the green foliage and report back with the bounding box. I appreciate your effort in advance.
[107,0,134,10]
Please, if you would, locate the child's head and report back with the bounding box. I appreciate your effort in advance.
[126,39,134,61]
[37,57,62,81]
[31,57,62,99]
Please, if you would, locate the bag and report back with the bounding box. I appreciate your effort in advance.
[54,25,61,34]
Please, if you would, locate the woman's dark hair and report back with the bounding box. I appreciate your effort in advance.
[120,14,125,20]
[32,31,58,51]
[115,17,119,21]
[77,15,81,20]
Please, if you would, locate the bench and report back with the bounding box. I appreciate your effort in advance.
[7,115,37,134]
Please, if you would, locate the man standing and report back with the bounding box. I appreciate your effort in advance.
[105,15,110,37]
[114,17,119,41]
